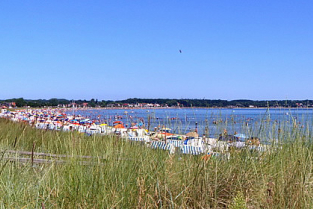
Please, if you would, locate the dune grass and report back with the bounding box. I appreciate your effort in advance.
[1,118,313,208]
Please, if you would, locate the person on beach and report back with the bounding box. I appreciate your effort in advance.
[223,129,227,135]
[202,134,207,144]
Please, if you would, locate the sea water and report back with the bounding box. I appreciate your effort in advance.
[68,108,313,140]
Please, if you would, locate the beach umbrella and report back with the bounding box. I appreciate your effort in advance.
[153,132,173,139]
[161,127,171,131]
[113,121,122,124]
[100,124,107,126]
[114,124,125,128]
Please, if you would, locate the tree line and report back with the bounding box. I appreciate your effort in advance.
[1,97,313,108]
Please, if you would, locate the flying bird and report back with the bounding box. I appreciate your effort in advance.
[179,50,182,53]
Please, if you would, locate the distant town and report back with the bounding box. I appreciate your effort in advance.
[1,98,313,109]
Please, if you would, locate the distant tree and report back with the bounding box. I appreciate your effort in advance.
[15,98,26,107]
[49,98,59,106]
[90,98,96,107]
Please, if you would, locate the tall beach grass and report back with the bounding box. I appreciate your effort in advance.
[1,118,313,208]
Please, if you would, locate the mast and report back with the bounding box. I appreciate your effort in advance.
[72,100,75,116]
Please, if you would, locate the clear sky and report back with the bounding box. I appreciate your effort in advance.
[1,0,312,101]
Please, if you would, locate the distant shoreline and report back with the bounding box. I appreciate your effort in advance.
[5,106,313,112]
[63,106,313,111]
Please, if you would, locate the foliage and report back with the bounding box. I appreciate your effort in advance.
[1,97,313,108]
[229,192,247,209]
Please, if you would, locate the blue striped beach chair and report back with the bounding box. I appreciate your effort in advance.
[167,140,183,147]
[78,128,86,133]
[36,123,46,129]
[206,152,220,158]
[180,145,204,155]
[150,141,172,151]
[129,137,146,142]
[47,124,55,130]
[62,126,70,131]
[128,132,135,138]
[249,145,267,152]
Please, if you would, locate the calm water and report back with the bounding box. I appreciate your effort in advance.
[68,108,313,139]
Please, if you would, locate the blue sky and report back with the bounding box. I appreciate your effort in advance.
[1,1,312,100]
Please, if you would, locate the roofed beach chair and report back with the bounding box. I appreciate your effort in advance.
[128,136,150,143]
[180,145,204,155]
[150,141,175,154]
[167,140,183,147]
[128,137,145,142]
[36,123,46,129]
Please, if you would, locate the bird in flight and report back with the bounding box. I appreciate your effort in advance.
[179,50,182,53]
